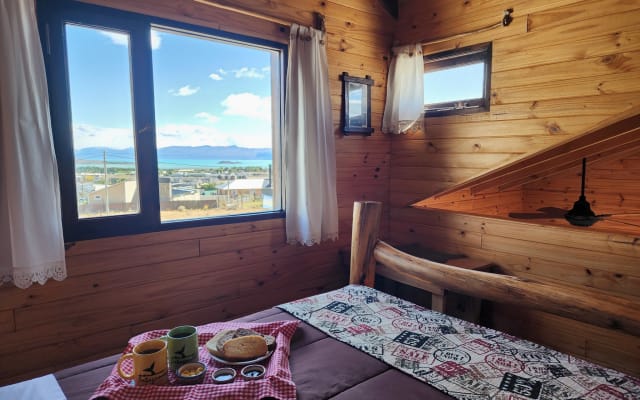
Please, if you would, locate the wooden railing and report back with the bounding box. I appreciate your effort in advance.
[349,201,640,337]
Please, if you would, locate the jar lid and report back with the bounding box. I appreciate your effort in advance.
[212,367,236,384]
[241,364,266,380]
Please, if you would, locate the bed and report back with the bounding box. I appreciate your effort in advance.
[53,201,640,399]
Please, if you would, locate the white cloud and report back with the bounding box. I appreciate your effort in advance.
[101,31,128,46]
[218,68,228,75]
[170,85,200,96]
[233,67,266,79]
[100,30,162,50]
[221,93,271,120]
[156,124,223,147]
[151,30,162,50]
[73,122,271,149]
[156,123,271,148]
[73,124,135,150]
[195,112,219,123]
[209,73,224,81]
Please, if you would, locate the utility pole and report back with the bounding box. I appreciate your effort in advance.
[103,150,110,215]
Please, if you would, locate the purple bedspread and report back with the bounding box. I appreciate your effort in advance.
[56,307,453,400]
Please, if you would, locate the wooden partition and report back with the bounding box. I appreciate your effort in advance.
[390,0,640,376]
[0,0,394,386]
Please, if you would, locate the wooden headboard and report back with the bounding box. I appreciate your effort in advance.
[348,201,640,337]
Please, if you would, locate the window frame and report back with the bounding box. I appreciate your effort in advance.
[423,42,492,117]
[37,0,287,242]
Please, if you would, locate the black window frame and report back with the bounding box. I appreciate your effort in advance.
[37,0,287,242]
[423,42,492,117]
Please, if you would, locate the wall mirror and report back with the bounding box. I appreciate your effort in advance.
[341,72,374,135]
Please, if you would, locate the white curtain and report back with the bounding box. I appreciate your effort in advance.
[0,0,67,288]
[284,24,338,246]
[382,44,424,134]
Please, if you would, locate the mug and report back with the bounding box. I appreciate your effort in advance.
[163,325,199,371]
[116,339,168,386]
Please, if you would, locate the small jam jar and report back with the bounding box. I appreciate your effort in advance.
[212,368,237,384]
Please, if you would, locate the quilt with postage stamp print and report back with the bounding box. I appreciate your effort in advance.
[278,285,640,400]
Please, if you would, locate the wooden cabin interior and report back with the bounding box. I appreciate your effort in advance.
[1,0,639,387]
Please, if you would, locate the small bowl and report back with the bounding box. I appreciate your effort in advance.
[176,362,206,385]
[241,364,265,380]
[212,367,237,384]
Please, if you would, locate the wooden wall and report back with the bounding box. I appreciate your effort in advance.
[390,0,640,376]
[0,0,394,385]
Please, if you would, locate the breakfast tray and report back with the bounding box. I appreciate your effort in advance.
[90,320,299,400]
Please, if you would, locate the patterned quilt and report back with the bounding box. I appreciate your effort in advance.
[278,285,640,400]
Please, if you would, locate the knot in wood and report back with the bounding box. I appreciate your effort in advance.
[545,122,562,134]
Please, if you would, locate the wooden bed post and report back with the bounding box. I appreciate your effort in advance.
[349,201,382,287]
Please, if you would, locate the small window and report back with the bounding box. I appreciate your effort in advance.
[423,43,491,117]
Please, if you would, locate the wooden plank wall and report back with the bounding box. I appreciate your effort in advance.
[390,0,640,376]
[0,0,394,385]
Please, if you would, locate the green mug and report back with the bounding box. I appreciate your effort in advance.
[162,325,199,371]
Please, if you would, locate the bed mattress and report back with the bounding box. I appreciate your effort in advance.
[55,307,453,400]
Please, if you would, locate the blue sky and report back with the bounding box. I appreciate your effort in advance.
[424,63,484,104]
[66,24,276,150]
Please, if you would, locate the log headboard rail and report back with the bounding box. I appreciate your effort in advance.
[349,201,640,337]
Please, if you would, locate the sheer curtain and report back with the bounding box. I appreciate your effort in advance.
[284,24,338,246]
[382,44,424,134]
[0,0,67,288]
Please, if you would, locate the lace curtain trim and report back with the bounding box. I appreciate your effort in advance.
[386,117,424,135]
[1,261,67,289]
[286,232,339,247]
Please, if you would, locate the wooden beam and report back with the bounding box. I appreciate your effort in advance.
[372,240,640,337]
[349,201,382,287]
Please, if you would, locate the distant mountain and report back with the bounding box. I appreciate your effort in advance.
[75,145,272,161]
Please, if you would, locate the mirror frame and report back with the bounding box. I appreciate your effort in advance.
[341,72,374,135]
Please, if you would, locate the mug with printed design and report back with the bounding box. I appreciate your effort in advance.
[116,338,168,386]
[163,325,199,371]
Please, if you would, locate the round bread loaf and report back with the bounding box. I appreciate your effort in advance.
[221,335,268,361]
[206,328,276,361]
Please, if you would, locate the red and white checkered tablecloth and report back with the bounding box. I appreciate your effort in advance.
[91,320,299,400]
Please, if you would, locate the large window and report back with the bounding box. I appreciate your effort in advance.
[423,43,492,117]
[38,1,285,241]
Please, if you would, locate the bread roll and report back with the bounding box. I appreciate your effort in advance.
[216,328,259,353]
[206,329,235,357]
[222,335,268,361]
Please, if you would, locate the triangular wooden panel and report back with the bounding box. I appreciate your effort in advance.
[412,105,640,233]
